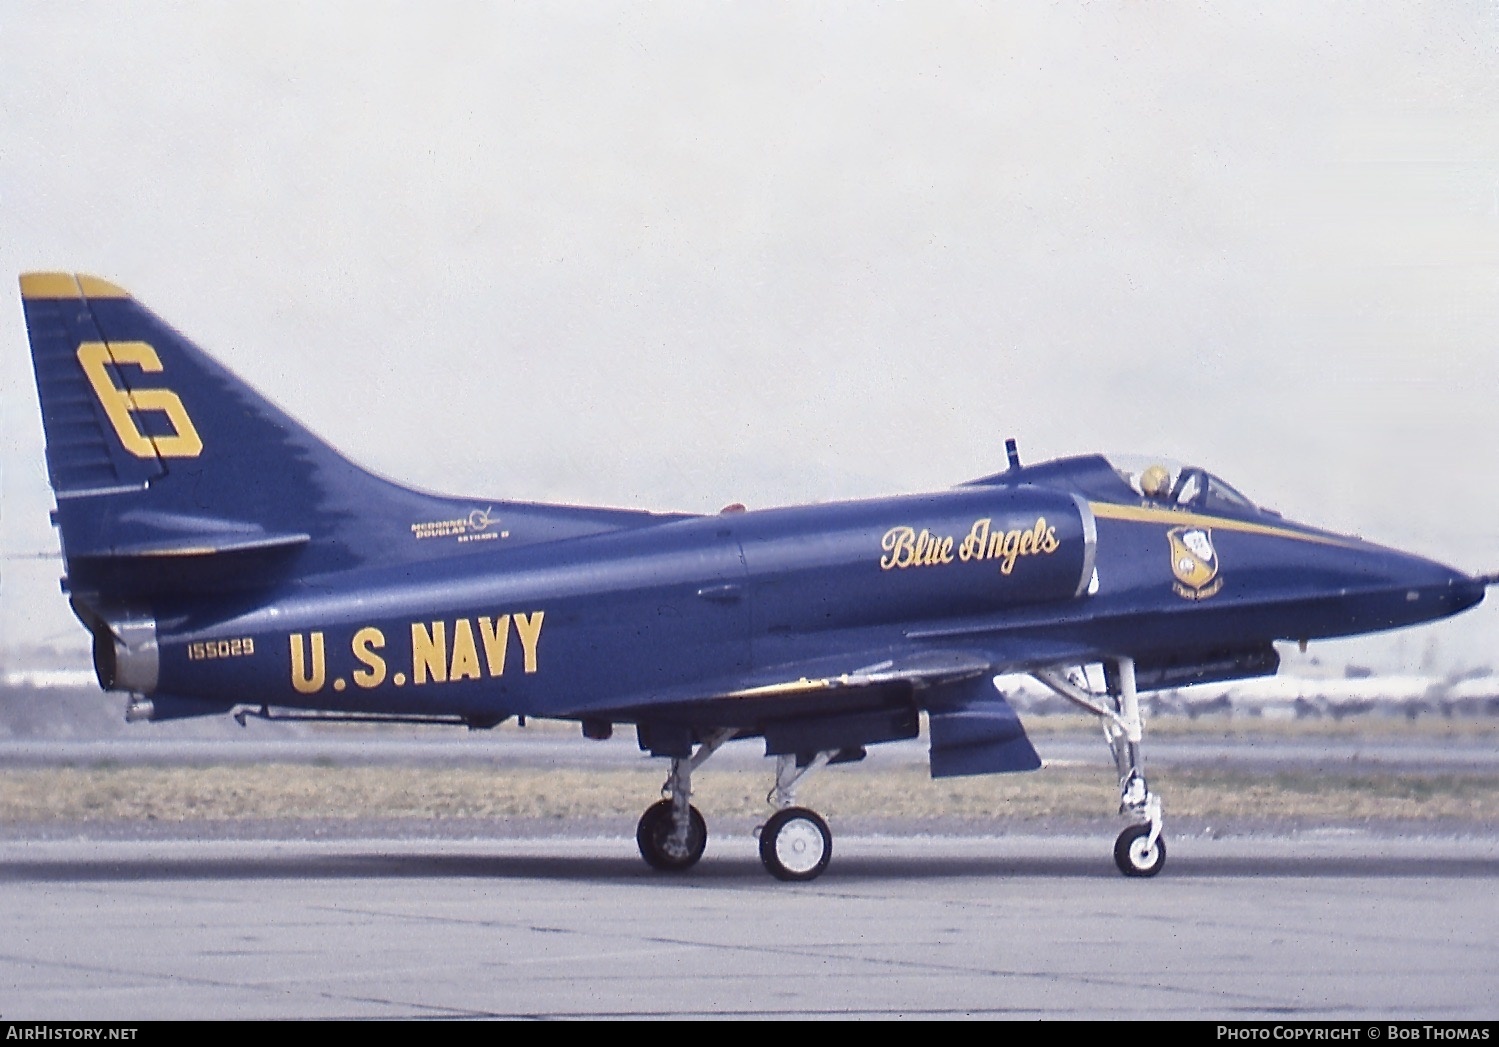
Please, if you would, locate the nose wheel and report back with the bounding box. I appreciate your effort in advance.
[1114,822,1166,877]
[759,806,832,881]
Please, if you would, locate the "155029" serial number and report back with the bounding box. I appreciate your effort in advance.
[187,638,255,660]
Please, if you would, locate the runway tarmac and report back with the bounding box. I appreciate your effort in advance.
[2,829,1496,1019]
[2,719,1496,1018]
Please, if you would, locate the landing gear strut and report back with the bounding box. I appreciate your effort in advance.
[634,730,841,881]
[758,753,834,881]
[1035,656,1166,878]
[635,729,732,872]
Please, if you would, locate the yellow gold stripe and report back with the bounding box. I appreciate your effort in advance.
[19,272,81,299]
[725,677,833,699]
[76,275,130,298]
[1089,502,1358,547]
[19,273,131,299]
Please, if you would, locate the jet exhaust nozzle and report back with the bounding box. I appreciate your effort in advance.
[89,609,159,694]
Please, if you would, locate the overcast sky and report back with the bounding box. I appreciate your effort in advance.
[2,3,1496,671]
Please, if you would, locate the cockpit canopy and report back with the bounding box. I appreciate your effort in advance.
[969,452,1269,519]
[1104,454,1259,515]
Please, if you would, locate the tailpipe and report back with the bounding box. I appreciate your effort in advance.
[86,608,159,694]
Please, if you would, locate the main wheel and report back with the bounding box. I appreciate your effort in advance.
[636,799,707,871]
[759,807,832,882]
[1114,823,1166,877]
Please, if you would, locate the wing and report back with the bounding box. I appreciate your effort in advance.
[582,640,1105,777]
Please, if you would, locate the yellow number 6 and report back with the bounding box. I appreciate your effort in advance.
[77,342,203,458]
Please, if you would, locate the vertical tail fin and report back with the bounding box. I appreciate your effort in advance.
[19,273,682,605]
[20,272,398,598]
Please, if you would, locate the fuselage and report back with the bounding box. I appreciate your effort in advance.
[144,456,1483,726]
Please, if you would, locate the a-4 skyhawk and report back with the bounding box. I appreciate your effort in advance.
[18,272,1493,880]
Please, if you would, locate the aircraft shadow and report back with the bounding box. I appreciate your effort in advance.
[1,850,1495,885]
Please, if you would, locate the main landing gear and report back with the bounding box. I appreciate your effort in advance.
[1035,656,1166,878]
[636,799,706,871]
[758,754,834,881]
[634,730,838,881]
[635,729,730,872]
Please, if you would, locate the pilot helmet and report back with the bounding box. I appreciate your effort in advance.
[1140,465,1170,498]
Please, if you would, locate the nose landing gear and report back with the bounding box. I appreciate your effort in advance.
[1035,656,1167,878]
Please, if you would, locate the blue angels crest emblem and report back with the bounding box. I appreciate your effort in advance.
[1168,526,1222,600]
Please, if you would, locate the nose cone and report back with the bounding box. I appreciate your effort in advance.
[1236,515,1488,644]
[1366,549,1486,629]
[1444,571,1488,616]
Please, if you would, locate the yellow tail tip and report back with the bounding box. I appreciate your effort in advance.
[19,273,130,299]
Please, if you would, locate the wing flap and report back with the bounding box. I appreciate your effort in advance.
[927,675,1042,777]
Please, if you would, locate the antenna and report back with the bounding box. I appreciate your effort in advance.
[1005,437,1021,471]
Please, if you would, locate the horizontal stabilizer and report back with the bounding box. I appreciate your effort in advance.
[93,532,311,559]
[70,512,311,560]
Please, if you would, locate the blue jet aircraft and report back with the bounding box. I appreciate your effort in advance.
[17,273,1494,880]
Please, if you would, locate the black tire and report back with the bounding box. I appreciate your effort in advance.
[636,800,707,871]
[759,807,832,882]
[1114,823,1166,877]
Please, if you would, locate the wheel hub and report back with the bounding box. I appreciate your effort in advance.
[775,818,826,874]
